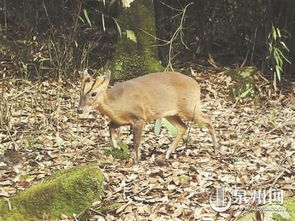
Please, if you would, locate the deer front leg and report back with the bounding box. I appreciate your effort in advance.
[109,122,120,149]
[132,120,145,165]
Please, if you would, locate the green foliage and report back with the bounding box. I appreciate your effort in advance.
[126,30,137,43]
[82,9,92,28]
[154,118,162,136]
[162,118,178,137]
[154,118,178,137]
[104,141,130,160]
[24,135,39,149]
[282,197,295,220]
[226,66,257,100]
[268,25,291,88]
[237,197,295,221]
[2,0,295,80]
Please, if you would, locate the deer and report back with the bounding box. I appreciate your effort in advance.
[77,70,218,164]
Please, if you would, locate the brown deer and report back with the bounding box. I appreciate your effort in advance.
[77,70,218,164]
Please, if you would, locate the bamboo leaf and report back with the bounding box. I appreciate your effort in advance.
[154,119,162,135]
[239,88,252,98]
[275,65,281,81]
[83,9,92,28]
[276,27,281,38]
[113,18,122,37]
[78,16,85,23]
[272,26,277,40]
[101,14,105,32]
[276,48,291,64]
[121,0,135,8]
[279,41,289,51]
[162,118,178,137]
[126,29,137,43]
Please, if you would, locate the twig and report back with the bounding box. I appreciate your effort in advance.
[271,169,287,187]
[0,77,13,82]
[266,113,295,134]
[5,126,18,150]
[4,198,12,210]
[87,208,104,216]
[250,27,258,64]
[11,85,38,100]
[184,103,197,147]
[4,0,7,33]
[0,130,43,134]
[139,2,194,71]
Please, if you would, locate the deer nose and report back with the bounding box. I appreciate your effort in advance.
[77,107,83,114]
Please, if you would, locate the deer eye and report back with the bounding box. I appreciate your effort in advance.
[91,92,97,97]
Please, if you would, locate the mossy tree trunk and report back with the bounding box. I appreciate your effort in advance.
[110,0,163,80]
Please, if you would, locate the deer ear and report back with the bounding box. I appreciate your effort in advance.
[83,69,89,77]
[105,70,111,81]
[83,69,92,82]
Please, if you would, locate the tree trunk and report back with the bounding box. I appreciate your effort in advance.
[110,0,163,81]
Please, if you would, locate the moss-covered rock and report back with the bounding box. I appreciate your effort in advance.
[236,197,295,221]
[110,0,163,81]
[0,164,104,221]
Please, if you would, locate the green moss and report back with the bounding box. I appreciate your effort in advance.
[110,0,163,81]
[237,197,295,221]
[0,199,7,220]
[276,197,295,220]
[104,141,130,160]
[97,202,123,214]
[0,164,104,221]
[111,53,146,80]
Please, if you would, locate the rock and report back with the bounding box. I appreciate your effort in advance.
[236,197,295,221]
[0,164,104,221]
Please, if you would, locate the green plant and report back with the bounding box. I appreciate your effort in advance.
[24,135,39,149]
[226,66,257,100]
[104,141,130,160]
[267,25,291,89]
[154,118,178,137]
[81,9,93,28]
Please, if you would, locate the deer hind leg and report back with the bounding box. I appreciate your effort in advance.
[165,116,187,159]
[193,110,218,153]
[109,122,120,149]
[132,119,145,165]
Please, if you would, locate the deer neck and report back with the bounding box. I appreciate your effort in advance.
[95,89,115,119]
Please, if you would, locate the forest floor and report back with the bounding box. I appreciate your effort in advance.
[0,71,295,221]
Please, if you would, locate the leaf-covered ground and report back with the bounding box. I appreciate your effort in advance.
[0,72,294,220]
